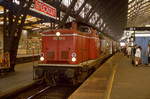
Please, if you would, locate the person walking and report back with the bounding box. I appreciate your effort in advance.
[147,44,150,65]
[135,46,142,66]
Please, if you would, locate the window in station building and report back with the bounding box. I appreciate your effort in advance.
[96,21,99,28]
[60,11,65,21]
[95,13,99,20]
[103,23,106,28]
[59,12,75,23]
[66,16,75,23]
[89,13,93,23]
[74,0,84,11]
[84,4,92,16]
[89,13,98,24]
[61,0,72,7]
[79,8,85,18]
[13,0,20,5]
[91,12,99,24]
[100,18,103,24]
[128,0,133,3]
[96,20,101,28]
[89,18,92,24]
[101,26,104,31]
[79,3,92,18]
[96,18,103,29]
[99,21,102,27]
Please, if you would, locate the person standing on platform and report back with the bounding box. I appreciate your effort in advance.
[131,45,137,65]
[122,47,126,56]
[147,44,150,65]
[127,46,131,58]
[135,46,142,66]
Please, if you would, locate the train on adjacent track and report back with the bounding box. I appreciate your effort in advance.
[33,21,119,85]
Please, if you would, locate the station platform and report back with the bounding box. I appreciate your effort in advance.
[110,54,150,99]
[69,53,150,99]
[16,54,39,58]
[0,62,37,98]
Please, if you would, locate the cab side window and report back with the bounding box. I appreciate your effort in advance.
[78,25,91,33]
[59,23,72,29]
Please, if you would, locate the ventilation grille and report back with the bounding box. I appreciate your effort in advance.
[47,51,55,59]
[61,51,69,59]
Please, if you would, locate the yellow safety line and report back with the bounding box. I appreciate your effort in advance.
[105,65,117,99]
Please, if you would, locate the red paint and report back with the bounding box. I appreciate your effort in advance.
[41,22,100,64]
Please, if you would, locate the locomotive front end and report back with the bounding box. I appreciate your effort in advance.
[33,22,101,85]
[40,30,78,65]
[34,28,81,85]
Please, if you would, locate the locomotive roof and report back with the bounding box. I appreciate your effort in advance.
[66,21,96,29]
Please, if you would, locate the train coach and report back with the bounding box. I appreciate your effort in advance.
[33,21,102,85]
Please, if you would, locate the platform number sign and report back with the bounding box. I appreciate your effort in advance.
[31,0,57,19]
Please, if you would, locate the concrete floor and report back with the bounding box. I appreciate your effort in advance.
[110,54,150,99]
[0,62,37,96]
[69,53,121,99]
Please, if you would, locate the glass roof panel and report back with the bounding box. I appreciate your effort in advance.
[127,0,150,27]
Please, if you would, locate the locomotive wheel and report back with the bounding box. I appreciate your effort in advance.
[44,71,56,86]
[34,68,44,79]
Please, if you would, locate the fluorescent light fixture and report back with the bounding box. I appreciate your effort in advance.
[135,34,150,37]
[145,25,150,27]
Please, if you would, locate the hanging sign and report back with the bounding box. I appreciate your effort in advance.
[31,0,57,19]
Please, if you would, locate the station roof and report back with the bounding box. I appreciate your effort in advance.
[127,0,150,27]
[0,0,149,40]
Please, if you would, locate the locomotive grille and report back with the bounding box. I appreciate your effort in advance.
[61,51,69,59]
[47,51,55,59]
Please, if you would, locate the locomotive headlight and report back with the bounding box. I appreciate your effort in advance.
[72,57,76,62]
[40,56,44,61]
[56,32,61,36]
[71,52,77,57]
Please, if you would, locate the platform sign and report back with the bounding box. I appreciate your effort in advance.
[31,0,57,19]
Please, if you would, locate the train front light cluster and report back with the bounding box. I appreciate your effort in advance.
[72,57,76,62]
[40,53,45,61]
[71,52,77,62]
[40,56,44,61]
[56,32,61,36]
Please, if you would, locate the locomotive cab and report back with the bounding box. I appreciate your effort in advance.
[40,22,100,65]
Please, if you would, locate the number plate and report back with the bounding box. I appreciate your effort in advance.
[53,37,65,40]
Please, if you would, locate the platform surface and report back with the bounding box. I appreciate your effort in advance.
[110,54,150,99]
[69,53,150,99]
[69,53,121,99]
[0,62,37,96]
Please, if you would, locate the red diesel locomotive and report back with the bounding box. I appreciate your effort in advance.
[34,21,101,85]
[40,22,100,64]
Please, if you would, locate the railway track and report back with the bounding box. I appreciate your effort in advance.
[5,54,112,99]
[13,84,79,99]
